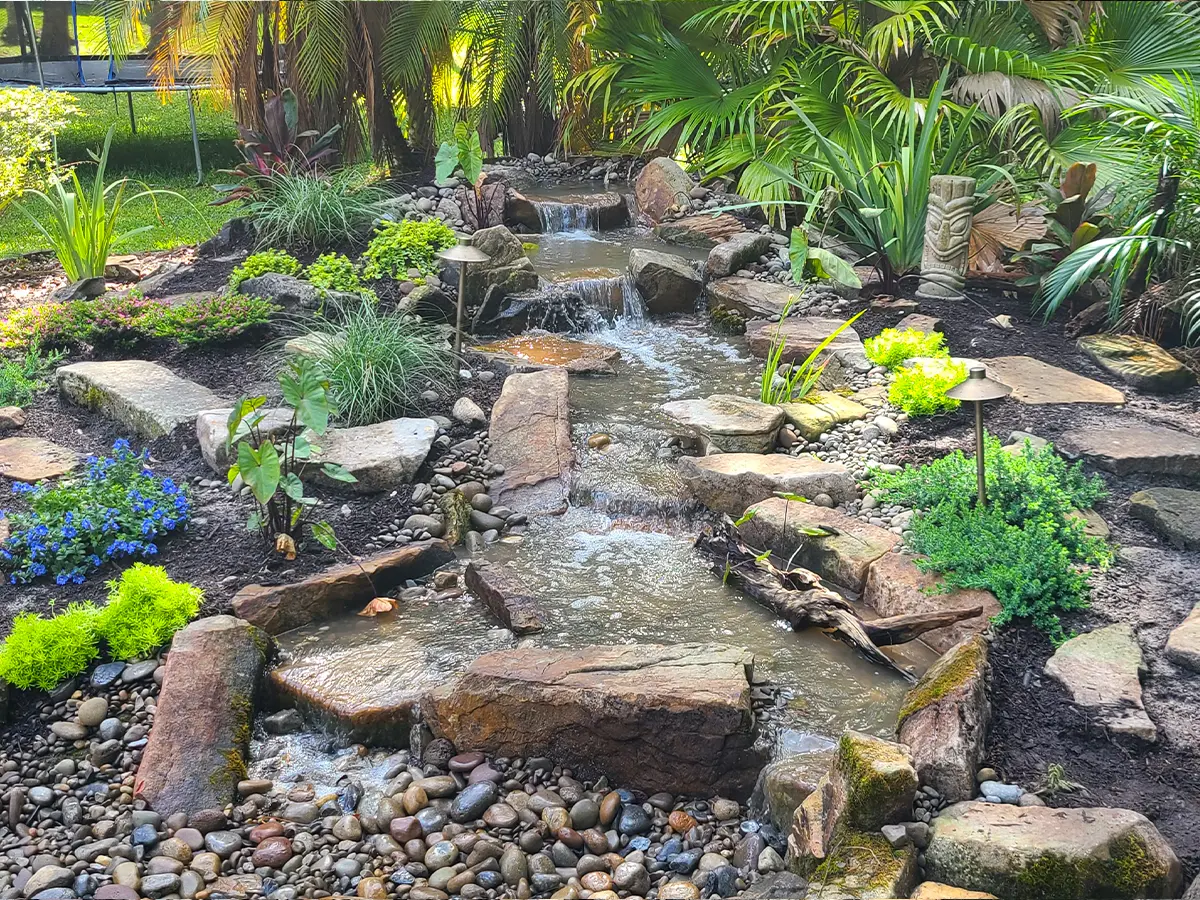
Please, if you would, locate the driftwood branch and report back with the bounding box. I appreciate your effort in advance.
[696,522,973,683]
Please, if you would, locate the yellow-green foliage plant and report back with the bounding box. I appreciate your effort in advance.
[864,327,949,370]
[95,564,202,660]
[0,602,100,691]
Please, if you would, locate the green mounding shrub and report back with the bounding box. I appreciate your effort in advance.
[0,87,75,209]
[290,304,455,427]
[305,252,363,293]
[96,564,202,660]
[0,602,101,691]
[864,328,949,370]
[888,359,967,417]
[362,219,457,280]
[245,170,386,249]
[229,249,301,291]
[0,342,65,406]
[145,294,278,346]
[870,436,1112,639]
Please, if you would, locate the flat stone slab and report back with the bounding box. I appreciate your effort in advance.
[1044,624,1156,742]
[981,356,1124,405]
[1129,487,1200,549]
[862,554,999,654]
[464,561,545,634]
[308,418,438,493]
[676,453,855,517]
[745,316,864,363]
[1057,423,1200,476]
[1166,603,1200,673]
[1078,334,1195,393]
[779,391,870,441]
[57,360,227,439]
[896,313,943,334]
[706,277,799,319]
[655,213,744,248]
[925,802,1181,899]
[232,541,454,634]
[738,498,899,592]
[660,394,784,454]
[196,407,297,474]
[0,437,77,482]
[422,643,765,798]
[488,368,572,513]
[474,335,619,376]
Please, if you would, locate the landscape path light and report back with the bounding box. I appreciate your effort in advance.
[438,234,491,355]
[945,365,1012,507]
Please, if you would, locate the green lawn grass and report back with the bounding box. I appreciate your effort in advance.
[0,91,241,259]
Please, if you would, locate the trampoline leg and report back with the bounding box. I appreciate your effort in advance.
[126,93,136,134]
[188,88,203,186]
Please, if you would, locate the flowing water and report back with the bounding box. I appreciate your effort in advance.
[269,203,927,765]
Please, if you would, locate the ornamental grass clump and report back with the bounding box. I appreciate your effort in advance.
[0,602,100,691]
[864,327,949,370]
[870,436,1112,640]
[0,439,190,585]
[96,563,202,660]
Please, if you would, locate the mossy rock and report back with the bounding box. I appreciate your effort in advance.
[804,828,918,900]
[835,731,918,831]
[899,635,987,726]
[437,489,473,547]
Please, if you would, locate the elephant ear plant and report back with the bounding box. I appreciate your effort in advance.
[225,357,356,558]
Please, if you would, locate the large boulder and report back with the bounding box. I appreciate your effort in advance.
[1057,423,1200,477]
[924,802,1182,900]
[660,394,784,454]
[232,541,454,634]
[57,360,226,439]
[705,233,773,280]
[1044,624,1156,742]
[862,554,999,654]
[656,213,745,248]
[422,643,766,798]
[471,224,526,267]
[745,316,864,362]
[1129,487,1200,550]
[707,277,799,319]
[308,418,439,493]
[897,635,989,802]
[635,157,695,223]
[488,368,572,513]
[676,453,855,517]
[758,750,835,832]
[465,257,539,307]
[1077,334,1195,393]
[789,731,917,862]
[464,561,545,634]
[1166,602,1200,672]
[135,617,272,818]
[629,248,702,315]
[738,499,899,592]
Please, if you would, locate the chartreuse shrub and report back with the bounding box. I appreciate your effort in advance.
[888,359,967,417]
[362,219,456,280]
[870,436,1111,640]
[0,439,190,585]
[96,563,202,659]
[0,602,101,691]
[305,253,362,293]
[229,249,301,291]
[864,327,949,370]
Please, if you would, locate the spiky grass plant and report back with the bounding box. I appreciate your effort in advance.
[246,169,385,250]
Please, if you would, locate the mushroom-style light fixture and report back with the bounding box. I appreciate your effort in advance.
[437,234,491,355]
[945,365,1012,507]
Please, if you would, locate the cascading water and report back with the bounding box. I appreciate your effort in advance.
[535,201,600,232]
[553,272,646,324]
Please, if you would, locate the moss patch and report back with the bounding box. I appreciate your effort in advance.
[898,635,986,726]
[1006,831,1172,899]
[807,827,915,897]
[836,731,916,830]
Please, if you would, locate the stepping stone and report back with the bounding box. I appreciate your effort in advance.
[896,313,943,333]
[422,643,765,798]
[56,360,226,439]
[1044,624,1157,742]
[1057,423,1200,476]
[0,437,76,482]
[474,334,619,376]
[1129,487,1200,549]
[1166,603,1200,673]
[706,277,800,319]
[655,213,744,248]
[779,391,869,441]
[464,561,545,635]
[660,394,784,454]
[676,452,855,517]
[737,498,899,592]
[309,418,439,493]
[981,356,1124,405]
[744,315,863,362]
[489,368,572,513]
[1077,334,1195,393]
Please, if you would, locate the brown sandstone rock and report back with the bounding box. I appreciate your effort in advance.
[744,316,864,363]
[676,453,855,517]
[656,214,745,248]
[464,562,545,634]
[488,368,572,513]
[635,158,695,224]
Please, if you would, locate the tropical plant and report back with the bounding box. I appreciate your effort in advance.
[760,307,863,405]
[0,342,65,407]
[95,564,203,660]
[225,357,356,557]
[145,294,279,347]
[241,169,386,250]
[1014,162,1115,289]
[888,359,968,417]
[0,87,75,210]
[436,121,485,186]
[362,218,457,280]
[1,439,190,585]
[13,128,178,281]
[787,227,862,289]
[864,328,949,371]
[289,305,455,427]
[0,602,101,691]
[229,249,302,291]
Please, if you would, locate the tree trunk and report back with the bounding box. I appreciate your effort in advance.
[402,62,436,169]
[39,0,71,57]
[1127,164,1180,302]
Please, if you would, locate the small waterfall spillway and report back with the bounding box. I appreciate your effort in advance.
[535,200,601,233]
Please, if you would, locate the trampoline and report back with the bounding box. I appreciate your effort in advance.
[0,1,213,183]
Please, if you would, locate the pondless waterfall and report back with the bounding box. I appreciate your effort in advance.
[535,200,601,232]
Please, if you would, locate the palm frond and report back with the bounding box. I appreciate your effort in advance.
[863,1,956,66]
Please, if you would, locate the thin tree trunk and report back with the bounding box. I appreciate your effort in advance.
[1127,164,1180,301]
[39,0,71,57]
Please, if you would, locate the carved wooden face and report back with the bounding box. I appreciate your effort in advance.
[925,193,975,268]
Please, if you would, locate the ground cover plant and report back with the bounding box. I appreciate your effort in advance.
[229,248,301,290]
[864,328,949,370]
[0,342,64,406]
[870,437,1112,640]
[362,219,457,280]
[305,252,366,294]
[0,439,191,585]
[888,358,967,417]
[0,602,100,691]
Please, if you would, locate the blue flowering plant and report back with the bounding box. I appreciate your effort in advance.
[0,439,190,585]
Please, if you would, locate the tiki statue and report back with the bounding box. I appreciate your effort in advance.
[916,175,976,300]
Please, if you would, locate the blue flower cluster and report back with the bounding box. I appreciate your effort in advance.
[0,439,190,585]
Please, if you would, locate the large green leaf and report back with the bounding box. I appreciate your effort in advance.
[435,141,459,183]
[311,521,338,550]
[236,440,281,507]
[460,130,485,185]
[788,227,810,277]
[320,462,358,483]
[281,359,331,434]
[808,247,863,289]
